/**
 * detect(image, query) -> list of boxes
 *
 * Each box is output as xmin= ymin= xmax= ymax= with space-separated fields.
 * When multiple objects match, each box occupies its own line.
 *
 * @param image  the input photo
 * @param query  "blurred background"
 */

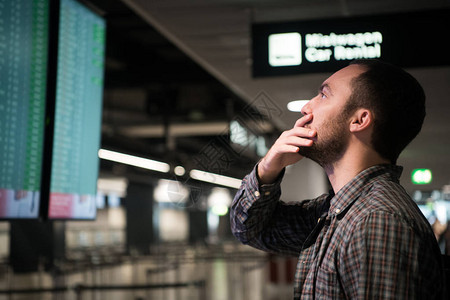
xmin=1 ymin=0 xmax=450 ymax=299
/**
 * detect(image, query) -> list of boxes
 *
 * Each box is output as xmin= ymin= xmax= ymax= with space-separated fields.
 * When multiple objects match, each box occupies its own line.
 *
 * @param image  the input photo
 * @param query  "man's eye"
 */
xmin=320 ymin=92 xmax=327 ymax=99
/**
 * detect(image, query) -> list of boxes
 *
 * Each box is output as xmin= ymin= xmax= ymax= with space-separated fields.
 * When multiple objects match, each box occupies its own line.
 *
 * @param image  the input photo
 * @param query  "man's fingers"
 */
xmin=273 ymin=136 xmax=313 ymax=157
xmin=277 ymin=144 xmax=302 ymax=154
xmin=283 ymin=135 xmax=313 ymax=147
xmin=294 ymin=113 xmax=313 ymax=127
xmin=283 ymin=126 xmax=316 ymax=140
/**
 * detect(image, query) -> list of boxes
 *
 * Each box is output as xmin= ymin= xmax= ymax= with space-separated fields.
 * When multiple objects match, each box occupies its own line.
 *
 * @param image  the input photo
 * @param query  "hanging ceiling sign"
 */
xmin=252 ymin=9 xmax=450 ymax=77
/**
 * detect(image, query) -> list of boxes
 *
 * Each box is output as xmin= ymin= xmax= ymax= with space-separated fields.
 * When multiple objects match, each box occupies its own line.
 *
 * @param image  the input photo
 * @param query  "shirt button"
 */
xmin=254 ymin=191 xmax=260 ymax=197
xmin=335 ymin=209 xmax=341 ymax=214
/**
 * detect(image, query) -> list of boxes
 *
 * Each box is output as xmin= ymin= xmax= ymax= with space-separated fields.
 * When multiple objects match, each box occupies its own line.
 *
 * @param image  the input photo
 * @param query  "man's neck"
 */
xmin=324 ymin=149 xmax=390 ymax=194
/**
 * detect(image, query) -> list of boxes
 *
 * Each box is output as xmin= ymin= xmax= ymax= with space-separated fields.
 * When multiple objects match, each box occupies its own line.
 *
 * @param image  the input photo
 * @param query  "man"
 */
xmin=230 ymin=60 xmax=445 ymax=299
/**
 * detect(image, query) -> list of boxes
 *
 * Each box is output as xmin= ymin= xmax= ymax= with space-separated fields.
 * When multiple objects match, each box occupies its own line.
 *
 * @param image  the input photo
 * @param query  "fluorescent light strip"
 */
xmin=98 ymin=149 xmax=170 ymax=173
xmin=189 ymin=169 xmax=242 ymax=189
xmin=287 ymin=100 xmax=309 ymax=112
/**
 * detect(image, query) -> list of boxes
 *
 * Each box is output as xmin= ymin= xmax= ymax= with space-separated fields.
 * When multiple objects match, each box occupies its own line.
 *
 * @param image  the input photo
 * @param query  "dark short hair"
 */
xmin=345 ymin=59 xmax=426 ymax=164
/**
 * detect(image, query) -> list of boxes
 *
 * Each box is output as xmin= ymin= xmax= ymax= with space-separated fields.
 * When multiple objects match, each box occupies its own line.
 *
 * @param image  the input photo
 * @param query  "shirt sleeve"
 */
xmin=342 ymin=211 xmax=444 ymax=299
xmin=230 ymin=164 xmax=325 ymax=257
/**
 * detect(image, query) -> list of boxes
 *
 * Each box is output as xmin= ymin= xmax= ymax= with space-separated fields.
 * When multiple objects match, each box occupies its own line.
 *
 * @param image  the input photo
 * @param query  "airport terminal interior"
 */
xmin=1 ymin=0 xmax=450 ymax=299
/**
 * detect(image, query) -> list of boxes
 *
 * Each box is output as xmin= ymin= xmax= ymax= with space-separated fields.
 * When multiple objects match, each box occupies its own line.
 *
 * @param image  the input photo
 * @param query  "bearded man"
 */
xmin=230 ymin=60 xmax=445 ymax=299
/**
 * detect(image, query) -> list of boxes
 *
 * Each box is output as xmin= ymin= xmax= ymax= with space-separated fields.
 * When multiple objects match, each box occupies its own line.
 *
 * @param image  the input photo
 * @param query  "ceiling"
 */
xmin=87 ymin=0 xmax=450 ymax=194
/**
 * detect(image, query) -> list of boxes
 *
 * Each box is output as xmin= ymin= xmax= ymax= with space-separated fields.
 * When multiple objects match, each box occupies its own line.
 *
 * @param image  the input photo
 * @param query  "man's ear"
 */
xmin=349 ymin=109 xmax=373 ymax=133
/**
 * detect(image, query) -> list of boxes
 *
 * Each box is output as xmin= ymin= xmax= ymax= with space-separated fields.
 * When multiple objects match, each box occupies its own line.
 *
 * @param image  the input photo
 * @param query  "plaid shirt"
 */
xmin=231 ymin=164 xmax=445 ymax=299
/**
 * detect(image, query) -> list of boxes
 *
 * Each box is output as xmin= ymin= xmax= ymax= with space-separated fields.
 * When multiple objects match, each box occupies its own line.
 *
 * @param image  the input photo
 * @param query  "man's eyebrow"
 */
xmin=319 ymin=83 xmax=333 ymax=95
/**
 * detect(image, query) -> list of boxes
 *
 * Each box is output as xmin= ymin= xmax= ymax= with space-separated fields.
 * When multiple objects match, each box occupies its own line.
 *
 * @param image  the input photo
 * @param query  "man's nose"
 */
xmin=301 ymin=100 xmax=312 ymax=115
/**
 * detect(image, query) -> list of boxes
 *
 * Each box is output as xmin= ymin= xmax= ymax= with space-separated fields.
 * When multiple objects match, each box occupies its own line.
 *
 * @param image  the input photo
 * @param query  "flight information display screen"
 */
xmin=48 ymin=0 xmax=106 ymax=219
xmin=0 ymin=0 xmax=49 ymax=219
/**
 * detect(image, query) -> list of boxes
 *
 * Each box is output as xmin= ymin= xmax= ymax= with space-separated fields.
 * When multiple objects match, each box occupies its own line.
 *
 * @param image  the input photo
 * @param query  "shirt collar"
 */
xmin=328 ymin=164 xmax=403 ymax=217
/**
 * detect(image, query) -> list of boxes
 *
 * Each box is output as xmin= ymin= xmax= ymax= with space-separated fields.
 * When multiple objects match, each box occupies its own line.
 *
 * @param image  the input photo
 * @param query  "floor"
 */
xmin=0 ymin=242 xmax=295 ymax=300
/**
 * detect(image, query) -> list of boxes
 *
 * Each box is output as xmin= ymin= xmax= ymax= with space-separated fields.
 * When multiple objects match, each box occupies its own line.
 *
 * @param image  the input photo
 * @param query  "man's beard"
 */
xmin=297 ymin=112 xmax=350 ymax=168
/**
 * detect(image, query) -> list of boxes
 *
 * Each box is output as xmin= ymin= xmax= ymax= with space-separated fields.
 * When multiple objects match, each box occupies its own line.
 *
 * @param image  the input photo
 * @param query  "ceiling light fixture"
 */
xmin=287 ymin=100 xmax=309 ymax=112
xmin=174 ymin=165 xmax=186 ymax=176
xmin=98 ymin=149 xmax=170 ymax=173
xmin=189 ymin=169 xmax=242 ymax=189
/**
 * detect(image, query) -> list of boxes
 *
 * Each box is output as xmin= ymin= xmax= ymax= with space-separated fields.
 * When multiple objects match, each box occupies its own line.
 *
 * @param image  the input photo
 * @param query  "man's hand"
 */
xmin=257 ymin=114 xmax=316 ymax=184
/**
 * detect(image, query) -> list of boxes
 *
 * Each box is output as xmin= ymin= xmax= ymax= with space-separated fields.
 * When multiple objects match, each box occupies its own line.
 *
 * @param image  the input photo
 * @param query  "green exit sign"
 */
xmin=411 ymin=169 xmax=432 ymax=185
